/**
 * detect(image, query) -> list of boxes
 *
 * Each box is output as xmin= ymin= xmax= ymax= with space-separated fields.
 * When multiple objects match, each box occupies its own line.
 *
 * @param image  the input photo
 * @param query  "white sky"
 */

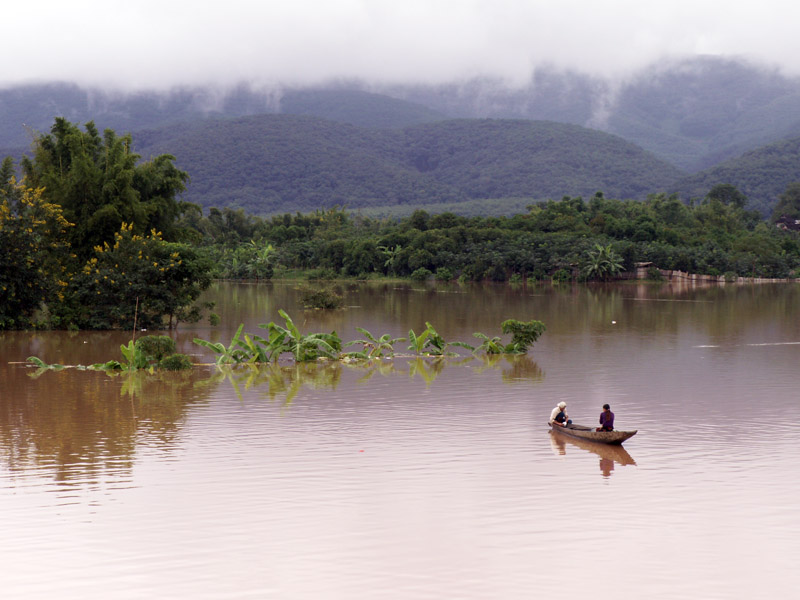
xmin=3 ymin=0 xmax=797 ymax=90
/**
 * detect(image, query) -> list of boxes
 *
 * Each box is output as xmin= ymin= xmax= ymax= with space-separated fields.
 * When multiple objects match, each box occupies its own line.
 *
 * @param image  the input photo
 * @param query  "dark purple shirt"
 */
xmin=599 ymin=410 xmax=614 ymax=430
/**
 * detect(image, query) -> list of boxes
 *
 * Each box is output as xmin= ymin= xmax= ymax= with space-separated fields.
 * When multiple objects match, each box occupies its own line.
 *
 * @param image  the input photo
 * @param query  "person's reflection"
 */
xmin=549 ymin=430 xmax=567 ymax=456
xmin=548 ymin=430 xmax=636 ymax=477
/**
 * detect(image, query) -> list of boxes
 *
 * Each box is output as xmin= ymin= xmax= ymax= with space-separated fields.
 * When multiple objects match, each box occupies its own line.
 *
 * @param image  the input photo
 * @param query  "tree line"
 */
xmin=197 ymin=184 xmax=800 ymax=284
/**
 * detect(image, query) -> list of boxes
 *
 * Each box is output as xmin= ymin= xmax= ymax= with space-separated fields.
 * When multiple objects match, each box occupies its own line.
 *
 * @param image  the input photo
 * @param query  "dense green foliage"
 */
xmin=771 ymin=183 xmax=800 ymax=222
xmin=0 ymin=176 xmax=72 ymax=328
xmin=21 ymin=118 xmax=195 ymax=257
xmin=71 ymin=224 xmax=212 ymax=329
xmin=1 ymin=120 xmax=213 ymax=330
xmin=134 ymin=115 xmax=683 ymax=214
xmin=195 ymin=191 xmax=800 ymax=282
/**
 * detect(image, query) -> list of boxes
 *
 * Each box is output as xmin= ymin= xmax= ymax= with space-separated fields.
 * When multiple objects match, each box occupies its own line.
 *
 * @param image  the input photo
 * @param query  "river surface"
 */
xmin=2 ymin=281 xmax=799 ymax=599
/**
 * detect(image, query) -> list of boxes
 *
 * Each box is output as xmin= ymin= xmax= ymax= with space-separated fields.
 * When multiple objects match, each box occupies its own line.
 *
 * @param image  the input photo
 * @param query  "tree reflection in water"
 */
xmin=1 ymin=354 xmax=544 ymax=485
xmin=0 ymin=367 xmax=215 ymax=484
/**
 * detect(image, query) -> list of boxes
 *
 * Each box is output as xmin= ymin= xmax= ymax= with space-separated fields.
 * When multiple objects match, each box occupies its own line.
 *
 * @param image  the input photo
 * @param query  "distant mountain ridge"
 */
xmin=4 ymin=56 xmax=800 ymax=173
xmin=131 ymin=115 xmax=683 ymax=215
xmin=384 ymin=57 xmax=800 ymax=172
xmin=3 ymin=56 xmax=800 ymax=216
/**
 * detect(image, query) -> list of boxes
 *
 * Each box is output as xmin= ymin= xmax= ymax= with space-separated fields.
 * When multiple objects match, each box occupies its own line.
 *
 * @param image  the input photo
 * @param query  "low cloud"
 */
xmin=4 ymin=1 xmax=800 ymax=91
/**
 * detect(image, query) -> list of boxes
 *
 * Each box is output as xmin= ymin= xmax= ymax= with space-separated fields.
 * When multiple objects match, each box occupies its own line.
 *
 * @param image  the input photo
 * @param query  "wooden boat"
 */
xmin=549 ymin=422 xmax=637 ymax=445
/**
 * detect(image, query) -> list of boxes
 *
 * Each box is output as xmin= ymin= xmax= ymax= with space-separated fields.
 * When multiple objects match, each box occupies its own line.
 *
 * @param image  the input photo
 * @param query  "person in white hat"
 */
xmin=549 ymin=401 xmax=572 ymax=427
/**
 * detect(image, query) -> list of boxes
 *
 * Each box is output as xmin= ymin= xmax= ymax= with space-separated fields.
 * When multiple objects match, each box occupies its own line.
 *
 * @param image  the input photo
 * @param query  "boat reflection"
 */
xmin=549 ymin=430 xmax=637 ymax=477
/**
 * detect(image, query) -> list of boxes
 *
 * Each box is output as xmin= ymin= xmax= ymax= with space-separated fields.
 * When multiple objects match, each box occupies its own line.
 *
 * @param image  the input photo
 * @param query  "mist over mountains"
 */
xmin=2 ymin=56 xmax=800 ymax=216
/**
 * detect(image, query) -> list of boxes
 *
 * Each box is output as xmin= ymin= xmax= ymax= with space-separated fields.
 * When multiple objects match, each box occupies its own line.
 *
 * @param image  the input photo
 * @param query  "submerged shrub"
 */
xmin=159 ymin=353 xmax=193 ymax=371
xmin=297 ymin=284 xmax=344 ymax=309
xmin=136 ymin=335 xmax=176 ymax=363
xmin=501 ymin=319 xmax=546 ymax=353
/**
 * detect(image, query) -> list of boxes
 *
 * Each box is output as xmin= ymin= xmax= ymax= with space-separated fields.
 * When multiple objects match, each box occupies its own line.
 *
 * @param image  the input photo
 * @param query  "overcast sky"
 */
xmin=4 ymin=0 xmax=798 ymax=90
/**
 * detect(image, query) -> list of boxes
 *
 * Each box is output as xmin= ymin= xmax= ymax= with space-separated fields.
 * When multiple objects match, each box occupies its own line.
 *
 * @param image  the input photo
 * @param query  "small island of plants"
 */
xmin=27 ymin=312 xmax=546 ymax=372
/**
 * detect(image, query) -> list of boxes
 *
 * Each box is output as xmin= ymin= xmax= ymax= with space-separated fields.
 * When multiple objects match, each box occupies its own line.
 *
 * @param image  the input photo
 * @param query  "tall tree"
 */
xmin=21 ymin=118 xmax=190 ymax=258
xmin=707 ymin=183 xmax=747 ymax=209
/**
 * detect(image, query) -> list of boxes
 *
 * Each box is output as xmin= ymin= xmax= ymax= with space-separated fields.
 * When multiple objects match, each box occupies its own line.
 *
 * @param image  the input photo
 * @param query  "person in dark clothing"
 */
xmin=597 ymin=404 xmax=614 ymax=431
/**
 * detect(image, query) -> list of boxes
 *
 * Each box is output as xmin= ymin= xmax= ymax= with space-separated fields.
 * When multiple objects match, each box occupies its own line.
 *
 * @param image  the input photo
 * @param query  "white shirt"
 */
xmin=549 ymin=405 xmax=567 ymax=424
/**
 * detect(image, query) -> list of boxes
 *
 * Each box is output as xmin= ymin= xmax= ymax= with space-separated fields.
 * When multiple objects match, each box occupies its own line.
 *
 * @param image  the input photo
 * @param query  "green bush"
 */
xmin=723 ymin=271 xmax=738 ymax=282
xmin=410 ymin=267 xmax=433 ymax=282
xmin=552 ymin=268 xmax=570 ymax=283
xmin=435 ymin=267 xmax=453 ymax=281
xmin=136 ymin=335 xmax=176 ymax=363
xmin=647 ymin=266 xmax=664 ymax=281
xmin=297 ymin=284 xmax=344 ymax=309
xmin=209 ymin=313 xmax=221 ymax=326
xmin=159 ymin=353 xmax=193 ymax=371
xmin=501 ymin=319 xmax=546 ymax=353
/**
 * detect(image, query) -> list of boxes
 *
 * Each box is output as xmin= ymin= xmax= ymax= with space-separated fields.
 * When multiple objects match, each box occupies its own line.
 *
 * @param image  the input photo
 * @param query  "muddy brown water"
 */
xmin=2 ymin=281 xmax=799 ymax=599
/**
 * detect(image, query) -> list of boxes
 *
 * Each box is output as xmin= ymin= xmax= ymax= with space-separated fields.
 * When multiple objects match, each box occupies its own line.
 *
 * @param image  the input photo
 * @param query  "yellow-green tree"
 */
xmin=0 ymin=172 xmax=72 ymax=328
xmin=69 ymin=223 xmax=212 ymax=329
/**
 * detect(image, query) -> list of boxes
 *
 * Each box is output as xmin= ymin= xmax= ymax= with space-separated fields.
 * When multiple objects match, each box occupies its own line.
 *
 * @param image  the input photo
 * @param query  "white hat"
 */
xmin=558 ymin=401 xmax=567 ymax=409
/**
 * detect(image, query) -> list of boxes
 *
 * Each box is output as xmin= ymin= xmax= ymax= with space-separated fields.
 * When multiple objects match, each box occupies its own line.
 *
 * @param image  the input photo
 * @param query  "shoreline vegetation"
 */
xmin=4 ymin=118 xmax=800 ymax=332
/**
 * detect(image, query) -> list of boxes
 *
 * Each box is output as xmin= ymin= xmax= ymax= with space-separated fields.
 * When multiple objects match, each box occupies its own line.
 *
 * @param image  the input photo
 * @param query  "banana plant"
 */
xmin=344 ymin=327 xmax=406 ymax=358
xmin=407 ymin=326 xmax=431 ymax=355
xmin=193 ymin=323 xmax=251 ymax=364
xmin=418 ymin=322 xmax=473 ymax=356
xmin=26 ymin=356 xmax=65 ymax=370
xmin=238 ymin=332 xmax=280 ymax=363
xmin=470 ymin=332 xmax=504 ymax=354
xmin=262 ymin=309 xmax=341 ymax=362
xmin=120 ymin=339 xmax=150 ymax=371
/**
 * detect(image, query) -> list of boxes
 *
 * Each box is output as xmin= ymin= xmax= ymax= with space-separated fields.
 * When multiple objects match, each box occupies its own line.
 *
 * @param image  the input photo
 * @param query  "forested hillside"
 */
xmin=133 ymin=115 xmax=684 ymax=215
xmin=606 ymin=57 xmax=800 ymax=171
xmin=670 ymin=136 xmax=800 ymax=216
xmin=133 ymin=115 xmax=466 ymax=214
xmin=279 ymin=88 xmax=446 ymax=128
